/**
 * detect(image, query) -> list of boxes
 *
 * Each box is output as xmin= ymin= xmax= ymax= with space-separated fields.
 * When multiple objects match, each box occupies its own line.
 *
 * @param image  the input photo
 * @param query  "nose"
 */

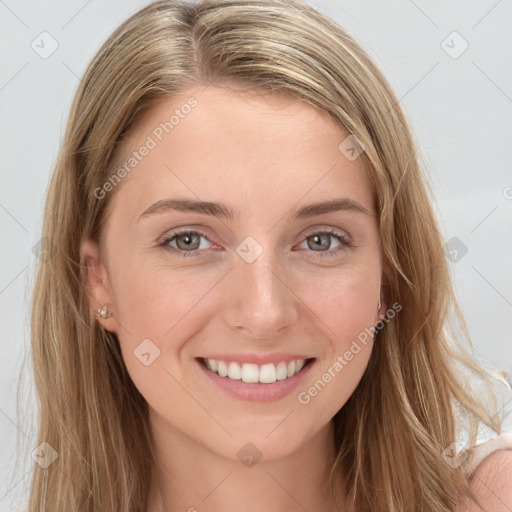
xmin=222 ymin=247 xmax=300 ymax=340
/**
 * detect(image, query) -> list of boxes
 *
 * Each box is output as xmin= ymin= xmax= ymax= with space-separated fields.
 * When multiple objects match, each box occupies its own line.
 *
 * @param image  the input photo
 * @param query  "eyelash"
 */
xmin=158 ymin=228 xmax=354 ymax=259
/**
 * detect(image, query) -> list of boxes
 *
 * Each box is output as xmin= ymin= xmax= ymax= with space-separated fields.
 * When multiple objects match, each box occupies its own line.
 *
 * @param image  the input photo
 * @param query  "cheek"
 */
xmin=111 ymin=256 xmax=212 ymax=337
xmin=298 ymin=342 xmax=373 ymax=424
xmin=109 ymin=256 xmax=222 ymax=381
xmin=297 ymin=282 xmax=376 ymax=421
xmin=294 ymin=265 xmax=379 ymax=414
xmin=303 ymin=263 xmax=381 ymax=341
xmin=108 ymin=260 xmax=210 ymax=411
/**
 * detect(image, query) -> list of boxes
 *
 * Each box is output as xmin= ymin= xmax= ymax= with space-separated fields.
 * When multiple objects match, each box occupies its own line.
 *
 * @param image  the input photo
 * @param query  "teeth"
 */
xmin=241 ymin=363 xmax=259 ymax=383
xmin=227 ymin=361 xmax=242 ymax=380
xmin=218 ymin=361 xmax=228 ymax=377
xmin=203 ymin=358 xmax=309 ymax=384
xmin=259 ymin=363 xmax=276 ymax=383
xmin=276 ymin=361 xmax=288 ymax=381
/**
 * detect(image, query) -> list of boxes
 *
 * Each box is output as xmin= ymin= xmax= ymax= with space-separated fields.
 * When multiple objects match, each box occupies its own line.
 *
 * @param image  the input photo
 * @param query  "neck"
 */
xmin=145 ymin=416 xmax=346 ymax=512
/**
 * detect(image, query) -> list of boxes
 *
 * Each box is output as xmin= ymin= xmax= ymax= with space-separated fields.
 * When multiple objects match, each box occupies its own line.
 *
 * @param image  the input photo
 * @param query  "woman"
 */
xmin=28 ymin=0 xmax=511 ymax=511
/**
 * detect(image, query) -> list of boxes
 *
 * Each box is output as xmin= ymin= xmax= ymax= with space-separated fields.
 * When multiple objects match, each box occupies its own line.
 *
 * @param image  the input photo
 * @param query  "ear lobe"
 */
xmin=80 ymin=238 xmax=118 ymax=334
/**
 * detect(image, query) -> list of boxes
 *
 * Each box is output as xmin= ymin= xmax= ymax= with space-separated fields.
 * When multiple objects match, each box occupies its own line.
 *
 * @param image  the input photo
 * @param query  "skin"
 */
xmin=459 ymin=450 xmax=512 ymax=512
xmin=81 ymin=83 xmax=387 ymax=512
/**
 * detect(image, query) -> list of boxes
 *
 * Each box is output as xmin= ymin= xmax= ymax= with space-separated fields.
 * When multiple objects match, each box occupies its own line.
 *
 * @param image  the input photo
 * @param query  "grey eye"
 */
xmin=307 ymin=233 xmax=332 ymax=251
xmin=174 ymin=233 xmax=202 ymax=251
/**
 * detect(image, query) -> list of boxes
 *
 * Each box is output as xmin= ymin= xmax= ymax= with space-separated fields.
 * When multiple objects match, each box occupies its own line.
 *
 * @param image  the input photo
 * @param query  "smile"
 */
xmin=201 ymin=357 xmax=313 ymax=384
xmin=195 ymin=354 xmax=316 ymax=402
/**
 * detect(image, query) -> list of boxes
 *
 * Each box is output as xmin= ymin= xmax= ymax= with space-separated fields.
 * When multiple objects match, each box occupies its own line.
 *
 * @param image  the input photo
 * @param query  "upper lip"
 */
xmin=197 ymin=353 xmax=315 ymax=365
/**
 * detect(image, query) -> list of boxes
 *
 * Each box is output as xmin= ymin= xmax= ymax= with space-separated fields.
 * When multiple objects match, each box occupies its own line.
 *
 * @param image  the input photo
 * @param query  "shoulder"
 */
xmin=459 ymin=445 xmax=512 ymax=512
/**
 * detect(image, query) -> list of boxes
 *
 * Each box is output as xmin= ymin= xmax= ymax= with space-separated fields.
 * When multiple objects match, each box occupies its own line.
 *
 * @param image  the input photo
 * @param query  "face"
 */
xmin=81 ymin=83 xmax=385 ymax=462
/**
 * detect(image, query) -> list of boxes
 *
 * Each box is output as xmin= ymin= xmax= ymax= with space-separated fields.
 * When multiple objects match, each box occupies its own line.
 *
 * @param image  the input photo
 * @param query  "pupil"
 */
xmin=311 ymin=234 xmax=328 ymax=250
xmin=179 ymin=234 xmax=198 ymax=249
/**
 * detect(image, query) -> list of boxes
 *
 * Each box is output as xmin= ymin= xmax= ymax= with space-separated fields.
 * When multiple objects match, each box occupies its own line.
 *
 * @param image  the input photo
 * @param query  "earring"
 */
xmin=95 ymin=305 xmax=112 ymax=319
xmin=377 ymin=297 xmax=381 ymax=311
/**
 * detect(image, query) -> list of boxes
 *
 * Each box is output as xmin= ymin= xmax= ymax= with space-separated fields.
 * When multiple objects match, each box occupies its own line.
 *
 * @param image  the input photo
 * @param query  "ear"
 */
xmin=374 ymin=265 xmax=391 ymax=325
xmin=80 ymin=238 xmax=118 ymax=334
xmin=375 ymin=296 xmax=387 ymax=326
xmin=374 ymin=281 xmax=389 ymax=326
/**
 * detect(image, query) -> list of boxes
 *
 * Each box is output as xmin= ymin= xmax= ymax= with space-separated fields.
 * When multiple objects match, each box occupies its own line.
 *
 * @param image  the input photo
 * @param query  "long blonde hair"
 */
xmin=25 ymin=0 xmax=505 ymax=510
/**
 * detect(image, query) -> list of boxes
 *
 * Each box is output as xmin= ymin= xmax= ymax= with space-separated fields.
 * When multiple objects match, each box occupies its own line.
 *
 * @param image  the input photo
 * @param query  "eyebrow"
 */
xmin=138 ymin=197 xmax=371 ymax=222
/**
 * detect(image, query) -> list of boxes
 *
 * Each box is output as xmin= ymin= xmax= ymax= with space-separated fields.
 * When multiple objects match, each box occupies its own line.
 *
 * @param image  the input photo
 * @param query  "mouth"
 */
xmin=198 ymin=356 xmax=316 ymax=384
xmin=194 ymin=355 xmax=316 ymax=402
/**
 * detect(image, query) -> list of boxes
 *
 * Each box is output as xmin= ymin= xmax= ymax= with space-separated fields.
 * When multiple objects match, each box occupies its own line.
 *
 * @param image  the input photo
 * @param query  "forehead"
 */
xmin=105 ymin=84 xmax=375 ymax=222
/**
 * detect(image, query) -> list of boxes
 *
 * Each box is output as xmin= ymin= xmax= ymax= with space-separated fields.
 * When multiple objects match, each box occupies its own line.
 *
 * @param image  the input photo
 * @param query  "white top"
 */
xmin=460 ymin=431 xmax=512 ymax=477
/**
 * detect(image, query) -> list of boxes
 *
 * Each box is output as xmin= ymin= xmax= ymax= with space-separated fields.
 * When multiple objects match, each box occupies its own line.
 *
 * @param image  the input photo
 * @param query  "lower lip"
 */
xmin=195 ymin=357 xmax=316 ymax=403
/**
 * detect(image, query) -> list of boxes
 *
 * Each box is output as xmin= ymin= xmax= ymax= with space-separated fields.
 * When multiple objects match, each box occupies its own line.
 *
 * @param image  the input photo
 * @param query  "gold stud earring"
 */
xmin=95 ymin=305 xmax=112 ymax=319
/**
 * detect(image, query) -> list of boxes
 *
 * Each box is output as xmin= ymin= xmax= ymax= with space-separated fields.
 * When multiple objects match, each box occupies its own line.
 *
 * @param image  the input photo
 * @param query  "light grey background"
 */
xmin=1 ymin=1 xmax=511 ymax=510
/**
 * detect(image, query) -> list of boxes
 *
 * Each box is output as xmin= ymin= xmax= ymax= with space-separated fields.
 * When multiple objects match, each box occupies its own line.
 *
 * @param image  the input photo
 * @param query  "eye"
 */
xmin=158 ymin=227 xmax=354 ymax=258
xmin=158 ymin=230 xmax=214 ymax=257
xmin=296 ymin=228 xmax=354 ymax=258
